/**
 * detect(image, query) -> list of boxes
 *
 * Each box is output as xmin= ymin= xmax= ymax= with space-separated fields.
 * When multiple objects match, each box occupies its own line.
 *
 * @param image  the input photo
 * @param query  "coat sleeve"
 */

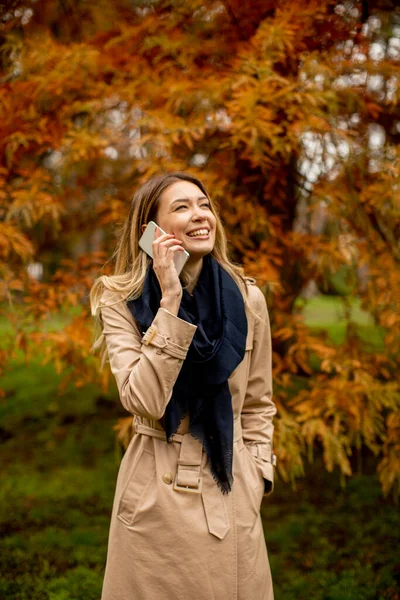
xmin=241 ymin=284 xmax=277 ymax=496
xmin=99 ymin=292 xmax=197 ymax=420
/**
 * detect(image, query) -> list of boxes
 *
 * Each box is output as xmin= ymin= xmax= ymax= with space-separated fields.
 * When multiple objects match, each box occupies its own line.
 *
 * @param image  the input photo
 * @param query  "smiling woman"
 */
xmin=89 ymin=172 xmax=277 ymax=600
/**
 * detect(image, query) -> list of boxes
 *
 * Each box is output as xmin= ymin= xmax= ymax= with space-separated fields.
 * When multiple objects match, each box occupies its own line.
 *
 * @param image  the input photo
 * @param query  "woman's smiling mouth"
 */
xmin=186 ymin=228 xmax=210 ymax=238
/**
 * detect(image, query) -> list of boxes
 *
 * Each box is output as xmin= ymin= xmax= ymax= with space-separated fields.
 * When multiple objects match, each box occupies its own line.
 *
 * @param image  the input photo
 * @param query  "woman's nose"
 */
xmin=191 ymin=208 xmax=206 ymax=221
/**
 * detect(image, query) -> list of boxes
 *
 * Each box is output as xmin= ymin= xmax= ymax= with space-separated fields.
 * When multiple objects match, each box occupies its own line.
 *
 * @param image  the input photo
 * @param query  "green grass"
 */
xmin=265 ymin=466 xmax=400 ymax=599
xmin=0 ymin=359 xmax=120 ymax=600
xmin=300 ymin=295 xmax=372 ymax=327
xmin=298 ymin=295 xmax=385 ymax=349
xmin=0 ymin=296 xmax=397 ymax=599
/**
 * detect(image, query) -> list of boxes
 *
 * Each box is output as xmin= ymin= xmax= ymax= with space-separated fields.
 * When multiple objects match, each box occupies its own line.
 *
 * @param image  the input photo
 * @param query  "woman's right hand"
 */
xmin=152 ymin=226 xmax=184 ymax=315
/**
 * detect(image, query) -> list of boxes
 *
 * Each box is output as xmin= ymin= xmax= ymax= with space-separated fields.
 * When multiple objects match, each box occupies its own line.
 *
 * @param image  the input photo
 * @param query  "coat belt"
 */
xmin=133 ymin=419 xmax=243 ymax=540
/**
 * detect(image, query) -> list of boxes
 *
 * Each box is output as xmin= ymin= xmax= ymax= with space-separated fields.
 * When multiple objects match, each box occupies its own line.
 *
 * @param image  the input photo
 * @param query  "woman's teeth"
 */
xmin=187 ymin=229 xmax=209 ymax=237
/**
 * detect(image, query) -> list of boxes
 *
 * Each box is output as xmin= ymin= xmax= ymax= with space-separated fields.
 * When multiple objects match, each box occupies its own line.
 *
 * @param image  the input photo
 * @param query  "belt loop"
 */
xmin=173 ymin=434 xmax=203 ymax=494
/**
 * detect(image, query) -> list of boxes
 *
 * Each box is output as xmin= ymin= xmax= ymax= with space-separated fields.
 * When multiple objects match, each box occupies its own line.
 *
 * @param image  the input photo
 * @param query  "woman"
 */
xmin=90 ymin=172 xmax=277 ymax=600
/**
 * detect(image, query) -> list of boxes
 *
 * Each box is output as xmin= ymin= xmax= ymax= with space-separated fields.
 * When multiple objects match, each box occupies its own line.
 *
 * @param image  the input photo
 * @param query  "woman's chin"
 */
xmin=186 ymin=247 xmax=214 ymax=261
xmin=185 ymin=239 xmax=214 ymax=256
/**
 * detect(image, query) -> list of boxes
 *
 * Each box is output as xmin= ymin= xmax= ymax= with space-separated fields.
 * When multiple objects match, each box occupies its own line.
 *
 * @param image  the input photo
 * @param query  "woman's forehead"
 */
xmin=160 ymin=180 xmax=206 ymax=204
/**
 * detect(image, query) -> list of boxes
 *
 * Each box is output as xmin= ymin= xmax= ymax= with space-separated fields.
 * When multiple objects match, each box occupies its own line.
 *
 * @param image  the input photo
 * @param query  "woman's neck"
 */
xmin=184 ymin=257 xmax=203 ymax=295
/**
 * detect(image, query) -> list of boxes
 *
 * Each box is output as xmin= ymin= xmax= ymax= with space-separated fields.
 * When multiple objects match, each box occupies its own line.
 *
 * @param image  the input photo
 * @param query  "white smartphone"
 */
xmin=139 ymin=221 xmax=190 ymax=276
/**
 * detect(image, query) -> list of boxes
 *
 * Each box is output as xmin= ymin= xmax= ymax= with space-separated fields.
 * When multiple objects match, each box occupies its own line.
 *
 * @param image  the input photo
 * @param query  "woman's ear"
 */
xmin=141 ymin=224 xmax=147 ymax=233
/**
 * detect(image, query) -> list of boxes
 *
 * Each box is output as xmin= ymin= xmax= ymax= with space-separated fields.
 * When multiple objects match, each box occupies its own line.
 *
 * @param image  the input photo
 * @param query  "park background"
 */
xmin=0 ymin=1 xmax=399 ymax=598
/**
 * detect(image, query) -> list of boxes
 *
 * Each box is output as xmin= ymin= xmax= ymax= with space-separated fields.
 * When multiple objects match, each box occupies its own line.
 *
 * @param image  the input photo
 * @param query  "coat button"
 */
xmin=162 ymin=472 xmax=174 ymax=485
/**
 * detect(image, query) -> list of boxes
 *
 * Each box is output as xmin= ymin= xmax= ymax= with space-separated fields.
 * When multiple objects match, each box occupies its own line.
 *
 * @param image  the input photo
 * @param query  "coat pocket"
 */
xmin=117 ymin=449 xmax=155 ymax=527
xmin=239 ymin=440 xmax=265 ymax=515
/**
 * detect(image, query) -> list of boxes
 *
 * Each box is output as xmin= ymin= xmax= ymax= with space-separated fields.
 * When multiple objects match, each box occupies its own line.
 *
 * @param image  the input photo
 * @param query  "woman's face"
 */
xmin=154 ymin=180 xmax=217 ymax=262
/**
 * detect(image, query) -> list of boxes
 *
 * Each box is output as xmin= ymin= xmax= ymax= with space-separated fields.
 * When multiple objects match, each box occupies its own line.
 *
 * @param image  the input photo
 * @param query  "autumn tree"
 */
xmin=1 ymin=0 xmax=399 ymax=497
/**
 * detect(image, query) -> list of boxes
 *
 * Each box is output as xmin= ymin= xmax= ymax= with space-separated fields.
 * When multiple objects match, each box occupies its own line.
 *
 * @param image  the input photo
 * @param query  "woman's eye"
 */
xmin=174 ymin=203 xmax=210 ymax=210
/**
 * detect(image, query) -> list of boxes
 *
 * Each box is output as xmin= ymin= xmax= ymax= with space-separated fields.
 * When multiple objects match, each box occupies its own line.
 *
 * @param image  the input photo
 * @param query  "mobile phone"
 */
xmin=139 ymin=221 xmax=190 ymax=276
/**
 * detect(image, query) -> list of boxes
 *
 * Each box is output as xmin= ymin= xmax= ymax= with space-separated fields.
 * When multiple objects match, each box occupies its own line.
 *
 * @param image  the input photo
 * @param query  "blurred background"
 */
xmin=0 ymin=1 xmax=399 ymax=598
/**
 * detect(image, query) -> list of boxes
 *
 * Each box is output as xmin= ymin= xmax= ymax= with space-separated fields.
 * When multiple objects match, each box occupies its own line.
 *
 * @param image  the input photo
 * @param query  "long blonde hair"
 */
xmin=89 ymin=171 xmax=249 ymax=363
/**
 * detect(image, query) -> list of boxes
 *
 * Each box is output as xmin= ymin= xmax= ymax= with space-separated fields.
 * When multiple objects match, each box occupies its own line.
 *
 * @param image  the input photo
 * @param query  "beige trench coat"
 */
xmin=99 ymin=278 xmax=276 ymax=600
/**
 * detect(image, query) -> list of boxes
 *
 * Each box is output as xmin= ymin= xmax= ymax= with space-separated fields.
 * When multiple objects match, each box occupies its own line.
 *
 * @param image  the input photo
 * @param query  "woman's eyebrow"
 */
xmin=170 ymin=196 xmax=208 ymax=206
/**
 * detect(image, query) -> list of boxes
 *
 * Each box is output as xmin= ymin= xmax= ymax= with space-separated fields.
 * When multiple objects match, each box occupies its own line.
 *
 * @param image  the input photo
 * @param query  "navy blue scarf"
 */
xmin=126 ymin=254 xmax=247 ymax=493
